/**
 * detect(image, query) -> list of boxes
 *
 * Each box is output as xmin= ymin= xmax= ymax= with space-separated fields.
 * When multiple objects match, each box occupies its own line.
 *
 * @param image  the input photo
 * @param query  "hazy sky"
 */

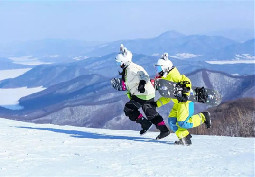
xmin=0 ymin=0 xmax=254 ymax=43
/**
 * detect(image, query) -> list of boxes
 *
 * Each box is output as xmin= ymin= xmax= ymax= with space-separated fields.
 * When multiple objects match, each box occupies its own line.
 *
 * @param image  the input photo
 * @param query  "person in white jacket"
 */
xmin=115 ymin=44 xmax=170 ymax=139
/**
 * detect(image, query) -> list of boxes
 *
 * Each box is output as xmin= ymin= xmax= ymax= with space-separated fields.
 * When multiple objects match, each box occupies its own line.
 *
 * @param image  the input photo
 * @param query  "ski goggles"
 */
xmin=155 ymin=65 xmax=163 ymax=73
xmin=116 ymin=60 xmax=121 ymax=66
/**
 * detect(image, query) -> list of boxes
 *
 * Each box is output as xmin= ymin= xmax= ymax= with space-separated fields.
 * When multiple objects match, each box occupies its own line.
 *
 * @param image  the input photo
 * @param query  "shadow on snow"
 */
xmin=16 ymin=126 xmax=174 ymax=145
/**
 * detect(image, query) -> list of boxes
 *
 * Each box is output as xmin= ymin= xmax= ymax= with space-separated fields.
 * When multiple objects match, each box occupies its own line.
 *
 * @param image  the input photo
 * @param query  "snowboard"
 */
xmin=111 ymin=78 xmax=127 ymax=91
xmin=156 ymin=79 xmax=222 ymax=106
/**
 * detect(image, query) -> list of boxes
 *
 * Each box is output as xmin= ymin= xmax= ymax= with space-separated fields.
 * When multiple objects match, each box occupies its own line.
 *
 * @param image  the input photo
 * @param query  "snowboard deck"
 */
xmin=156 ymin=79 xmax=222 ymax=106
xmin=111 ymin=78 xmax=127 ymax=91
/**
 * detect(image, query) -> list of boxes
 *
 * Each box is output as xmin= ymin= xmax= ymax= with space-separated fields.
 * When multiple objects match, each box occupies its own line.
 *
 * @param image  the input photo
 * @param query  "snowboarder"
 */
xmin=153 ymin=53 xmax=211 ymax=145
xmin=115 ymin=44 xmax=170 ymax=139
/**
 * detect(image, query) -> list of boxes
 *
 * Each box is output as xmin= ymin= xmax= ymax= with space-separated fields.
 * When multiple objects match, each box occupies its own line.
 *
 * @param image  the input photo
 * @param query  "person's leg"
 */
xmin=174 ymin=102 xmax=194 ymax=145
xmin=168 ymin=103 xmax=178 ymax=133
xmin=177 ymin=102 xmax=207 ymax=129
xmin=124 ymin=100 xmax=141 ymax=121
xmin=175 ymin=102 xmax=210 ymax=145
xmin=124 ymin=100 xmax=152 ymax=135
xmin=142 ymin=99 xmax=170 ymax=139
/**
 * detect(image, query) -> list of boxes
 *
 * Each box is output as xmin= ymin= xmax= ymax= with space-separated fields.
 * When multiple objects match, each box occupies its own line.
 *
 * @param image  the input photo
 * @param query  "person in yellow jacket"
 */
xmin=154 ymin=53 xmax=211 ymax=145
xmin=115 ymin=45 xmax=170 ymax=139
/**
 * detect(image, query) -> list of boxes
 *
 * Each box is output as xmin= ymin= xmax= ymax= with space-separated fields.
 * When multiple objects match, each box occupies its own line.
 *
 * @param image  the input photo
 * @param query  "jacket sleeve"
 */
xmin=138 ymin=70 xmax=150 ymax=82
xmin=156 ymin=97 xmax=172 ymax=108
xmin=170 ymin=72 xmax=191 ymax=96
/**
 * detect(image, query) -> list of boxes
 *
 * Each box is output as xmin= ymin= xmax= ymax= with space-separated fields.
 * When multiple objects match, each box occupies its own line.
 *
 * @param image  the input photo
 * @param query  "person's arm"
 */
xmin=137 ymin=71 xmax=150 ymax=93
xmin=155 ymin=97 xmax=172 ymax=108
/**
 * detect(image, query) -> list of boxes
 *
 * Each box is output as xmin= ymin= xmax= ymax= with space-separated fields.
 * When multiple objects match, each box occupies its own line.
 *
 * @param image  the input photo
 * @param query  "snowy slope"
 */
xmin=0 ymin=118 xmax=254 ymax=177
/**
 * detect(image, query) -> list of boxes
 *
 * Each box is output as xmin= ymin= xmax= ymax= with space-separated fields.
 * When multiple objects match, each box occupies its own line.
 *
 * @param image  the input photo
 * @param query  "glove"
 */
xmin=121 ymin=80 xmax=127 ymax=91
xmin=176 ymin=91 xmax=189 ymax=102
xmin=176 ymin=81 xmax=190 ymax=93
xmin=138 ymin=80 xmax=146 ymax=93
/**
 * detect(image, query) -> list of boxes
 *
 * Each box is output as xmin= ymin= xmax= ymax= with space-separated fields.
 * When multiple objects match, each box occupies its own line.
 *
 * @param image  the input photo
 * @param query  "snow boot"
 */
xmin=202 ymin=112 xmax=211 ymax=129
xmin=175 ymin=134 xmax=192 ymax=146
xmin=156 ymin=122 xmax=170 ymax=140
xmin=174 ymin=139 xmax=184 ymax=145
xmin=136 ymin=116 xmax=153 ymax=135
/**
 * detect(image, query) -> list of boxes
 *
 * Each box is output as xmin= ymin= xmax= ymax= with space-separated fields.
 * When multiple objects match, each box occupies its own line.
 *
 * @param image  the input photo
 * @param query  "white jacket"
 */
xmin=125 ymin=62 xmax=155 ymax=99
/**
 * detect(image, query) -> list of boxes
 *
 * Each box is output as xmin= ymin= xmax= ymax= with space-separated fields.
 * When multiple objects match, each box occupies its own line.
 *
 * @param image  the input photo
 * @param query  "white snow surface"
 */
xmin=0 ymin=87 xmax=46 ymax=110
xmin=0 ymin=118 xmax=254 ymax=177
xmin=0 ymin=68 xmax=32 ymax=81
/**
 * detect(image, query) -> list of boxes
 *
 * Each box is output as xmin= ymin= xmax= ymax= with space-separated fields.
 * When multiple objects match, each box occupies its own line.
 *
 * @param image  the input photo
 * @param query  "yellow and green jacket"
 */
xmin=156 ymin=67 xmax=191 ymax=107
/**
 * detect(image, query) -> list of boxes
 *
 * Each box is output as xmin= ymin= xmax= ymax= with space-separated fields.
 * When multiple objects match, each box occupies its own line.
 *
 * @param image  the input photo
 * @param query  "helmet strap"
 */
xmin=120 ymin=63 xmax=125 ymax=68
xmin=158 ymin=70 xmax=164 ymax=77
xmin=166 ymin=66 xmax=175 ymax=73
xmin=160 ymin=66 xmax=174 ymax=77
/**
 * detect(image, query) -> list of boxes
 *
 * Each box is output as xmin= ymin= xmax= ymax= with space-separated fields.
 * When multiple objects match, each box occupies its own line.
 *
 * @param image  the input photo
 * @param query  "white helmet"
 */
xmin=115 ymin=44 xmax=132 ymax=67
xmin=155 ymin=53 xmax=173 ymax=75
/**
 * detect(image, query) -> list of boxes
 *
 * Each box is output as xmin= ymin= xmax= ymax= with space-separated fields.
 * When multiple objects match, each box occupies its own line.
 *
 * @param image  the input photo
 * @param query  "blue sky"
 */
xmin=0 ymin=0 xmax=254 ymax=43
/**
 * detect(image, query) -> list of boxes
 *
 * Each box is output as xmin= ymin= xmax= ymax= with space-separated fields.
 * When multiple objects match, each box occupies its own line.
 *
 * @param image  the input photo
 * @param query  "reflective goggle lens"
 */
xmin=155 ymin=65 xmax=163 ymax=73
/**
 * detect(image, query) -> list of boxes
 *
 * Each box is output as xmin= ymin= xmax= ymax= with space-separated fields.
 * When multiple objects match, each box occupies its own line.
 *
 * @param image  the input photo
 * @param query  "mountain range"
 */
xmin=0 ymin=31 xmax=254 ymax=63
xmin=87 ymin=31 xmax=240 ymax=59
xmin=0 ymin=69 xmax=253 ymax=134
xmin=0 ymin=51 xmax=254 ymax=90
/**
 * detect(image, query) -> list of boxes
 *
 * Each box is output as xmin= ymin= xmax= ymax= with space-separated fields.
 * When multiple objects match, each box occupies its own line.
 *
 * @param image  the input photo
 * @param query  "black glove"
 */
xmin=176 ymin=81 xmax=190 ymax=94
xmin=138 ymin=80 xmax=146 ymax=93
xmin=176 ymin=91 xmax=189 ymax=102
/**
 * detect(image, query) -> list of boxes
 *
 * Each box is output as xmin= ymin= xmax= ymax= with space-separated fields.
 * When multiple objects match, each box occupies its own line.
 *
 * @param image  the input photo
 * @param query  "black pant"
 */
xmin=124 ymin=96 xmax=163 ymax=125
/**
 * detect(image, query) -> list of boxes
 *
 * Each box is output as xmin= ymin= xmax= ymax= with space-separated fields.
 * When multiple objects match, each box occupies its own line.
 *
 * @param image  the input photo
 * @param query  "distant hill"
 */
xmin=0 ymin=57 xmax=31 ymax=70
xmin=187 ymin=69 xmax=255 ymax=101
xmin=210 ymin=39 xmax=255 ymax=60
xmin=1 ymin=31 xmax=254 ymax=63
xmin=18 ymin=74 xmax=109 ymax=110
xmin=190 ymin=98 xmax=255 ymax=137
xmin=206 ymin=29 xmax=255 ymax=42
xmin=86 ymin=31 xmax=238 ymax=58
xmin=1 ymin=52 xmax=254 ymax=89
xmin=0 ymin=62 xmax=94 ymax=88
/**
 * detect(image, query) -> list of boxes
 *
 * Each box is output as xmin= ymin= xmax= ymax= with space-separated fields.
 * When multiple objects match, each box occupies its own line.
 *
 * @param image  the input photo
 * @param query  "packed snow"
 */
xmin=0 ymin=68 xmax=31 ymax=81
xmin=0 ymin=118 xmax=254 ymax=177
xmin=0 ymin=87 xmax=46 ymax=110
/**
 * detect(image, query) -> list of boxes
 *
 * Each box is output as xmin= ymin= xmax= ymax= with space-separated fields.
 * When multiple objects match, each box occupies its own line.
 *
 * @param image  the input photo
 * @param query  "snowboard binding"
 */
xmin=194 ymin=87 xmax=208 ymax=103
